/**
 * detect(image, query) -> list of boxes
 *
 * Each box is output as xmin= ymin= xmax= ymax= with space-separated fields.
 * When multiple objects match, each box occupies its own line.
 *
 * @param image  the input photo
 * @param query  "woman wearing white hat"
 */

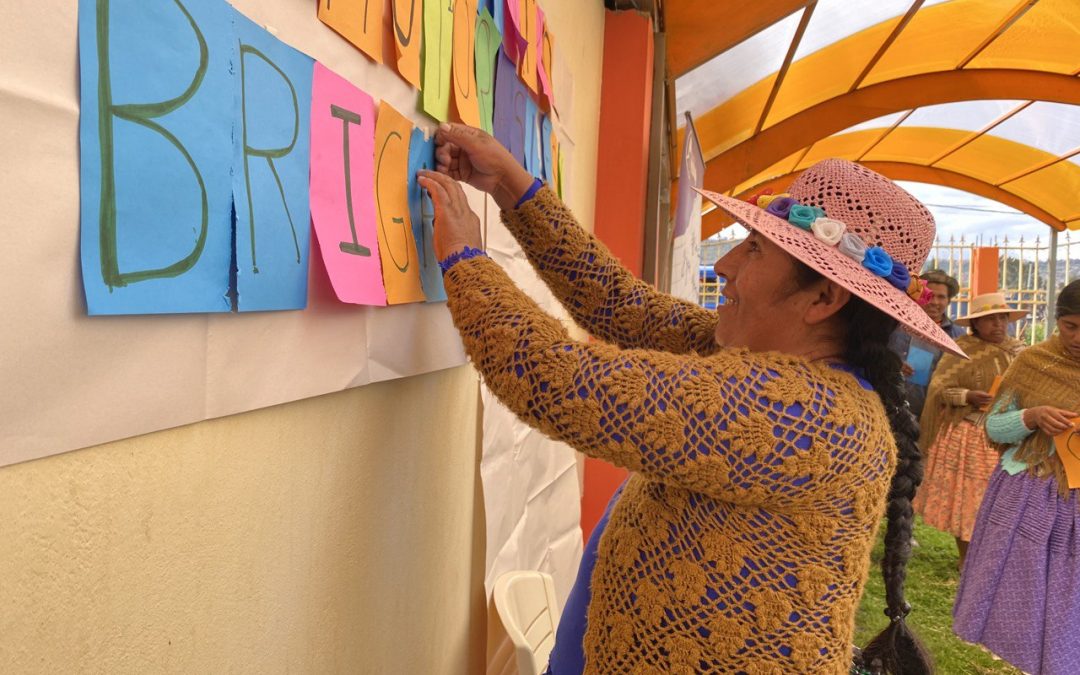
xmin=913 ymin=292 xmax=1026 ymax=568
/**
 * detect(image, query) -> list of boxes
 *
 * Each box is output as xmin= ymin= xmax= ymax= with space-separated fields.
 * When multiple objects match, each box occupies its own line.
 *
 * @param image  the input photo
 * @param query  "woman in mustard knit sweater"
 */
xmin=418 ymin=125 xmax=964 ymax=674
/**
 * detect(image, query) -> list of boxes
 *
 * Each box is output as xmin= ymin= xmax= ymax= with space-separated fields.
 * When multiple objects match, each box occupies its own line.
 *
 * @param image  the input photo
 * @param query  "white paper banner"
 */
xmin=670 ymin=112 xmax=705 ymax=303
xmin=480 ymin=200 xmax=583 ymax=608
xmin=0 ymin=0 xmax=476 ymax=468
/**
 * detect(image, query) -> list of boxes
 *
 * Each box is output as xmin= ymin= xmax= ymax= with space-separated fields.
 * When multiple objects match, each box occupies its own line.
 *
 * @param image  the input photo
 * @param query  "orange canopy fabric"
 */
xmin=667 ymin=0 xmax=1080 ymax=237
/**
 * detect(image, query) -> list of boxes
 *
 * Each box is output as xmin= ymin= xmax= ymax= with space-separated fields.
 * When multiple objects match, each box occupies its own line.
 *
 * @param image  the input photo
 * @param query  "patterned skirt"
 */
xmin=953 ymin=469 xmax=1080 ymax=674
xmin=913 ymin=419 xmax=998 ymax=540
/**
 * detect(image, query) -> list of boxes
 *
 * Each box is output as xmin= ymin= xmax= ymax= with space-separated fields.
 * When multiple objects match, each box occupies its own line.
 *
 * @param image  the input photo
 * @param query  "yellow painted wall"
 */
xmin=0 ymin=367 xmax=486 ymax=673
xmin=0 ymin=1 xmax=605 ymax=672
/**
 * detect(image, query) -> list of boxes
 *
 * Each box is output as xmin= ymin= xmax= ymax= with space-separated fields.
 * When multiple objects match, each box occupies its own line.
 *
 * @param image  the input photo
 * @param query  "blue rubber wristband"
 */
xmin=438 ymin=246 xmax=487 ymax=274
xmin=514 ymin=178 xmax=544 ymax=209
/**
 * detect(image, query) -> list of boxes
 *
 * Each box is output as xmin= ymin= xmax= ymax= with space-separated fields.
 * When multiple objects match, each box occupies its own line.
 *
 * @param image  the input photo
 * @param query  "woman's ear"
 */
xmin=804 ymin=279 xmax=852 ymax=325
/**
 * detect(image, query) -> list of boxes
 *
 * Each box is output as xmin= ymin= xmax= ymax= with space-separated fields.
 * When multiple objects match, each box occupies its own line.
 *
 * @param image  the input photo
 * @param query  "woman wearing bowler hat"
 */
xmin=914 ymin=292 xmax=1026 ymax=568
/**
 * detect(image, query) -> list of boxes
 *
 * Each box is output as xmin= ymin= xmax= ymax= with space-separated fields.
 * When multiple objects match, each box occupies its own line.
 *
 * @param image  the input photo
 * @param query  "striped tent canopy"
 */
xmin=666 ymin=0 xmax=1080 ymax=237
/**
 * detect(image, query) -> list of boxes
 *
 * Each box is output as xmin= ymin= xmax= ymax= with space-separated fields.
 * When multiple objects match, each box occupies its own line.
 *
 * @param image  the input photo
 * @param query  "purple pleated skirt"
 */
xmin=953 ymin=468 xmax=1080 ymax=674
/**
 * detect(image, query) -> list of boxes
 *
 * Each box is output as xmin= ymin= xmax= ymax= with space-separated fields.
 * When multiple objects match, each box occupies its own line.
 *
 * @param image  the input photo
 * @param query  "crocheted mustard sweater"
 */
xmin=443 ymin=188 xmax=896 ymax=674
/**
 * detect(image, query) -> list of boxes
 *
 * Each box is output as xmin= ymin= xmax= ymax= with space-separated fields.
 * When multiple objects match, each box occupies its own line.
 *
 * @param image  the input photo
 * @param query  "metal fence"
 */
xmin=699 ymin=231 xmax=1079 ymax=343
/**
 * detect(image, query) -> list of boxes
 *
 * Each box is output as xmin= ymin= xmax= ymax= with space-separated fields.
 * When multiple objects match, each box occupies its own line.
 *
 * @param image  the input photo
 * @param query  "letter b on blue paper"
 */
xmin=79 ymin=0 xmax=236 ymax=314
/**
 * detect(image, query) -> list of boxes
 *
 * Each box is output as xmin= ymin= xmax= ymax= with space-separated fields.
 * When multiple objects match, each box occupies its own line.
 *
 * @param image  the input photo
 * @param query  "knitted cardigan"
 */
xmin=443 ymin=188 xmax=897 ymax=674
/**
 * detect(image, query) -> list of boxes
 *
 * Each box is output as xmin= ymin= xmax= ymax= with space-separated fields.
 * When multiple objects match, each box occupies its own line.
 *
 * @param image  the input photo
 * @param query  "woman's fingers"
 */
xmin=418 ymin=171 xmax=452 ymax=215
xmin=1047 ymin=409 xmax=1079 ymax=434
xmin=419 ymin=170 xmax=469 ymax=215
xmin=436 ymin=144 xmax=457 ymax=174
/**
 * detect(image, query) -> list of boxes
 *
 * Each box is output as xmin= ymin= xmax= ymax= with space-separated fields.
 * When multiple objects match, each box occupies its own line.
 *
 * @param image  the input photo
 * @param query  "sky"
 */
xmin=712 ymin=181 xmax=1058 ymax=245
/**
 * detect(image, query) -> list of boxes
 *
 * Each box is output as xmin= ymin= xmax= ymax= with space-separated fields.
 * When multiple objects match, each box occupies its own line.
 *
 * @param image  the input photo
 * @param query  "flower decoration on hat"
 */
xmin=757 ymin=192 xmax=789 ymax=208
xmin=810 ymin=218 xmax=845 ymax=245
xmin=744 ymin=191 xmax=922 ymax=296
xmin=744 ymin=188 xmax=773 ymax=206
xmin=789 ymin=205 xmax=825 ymax=230
xmin=765 ymin=196 xmax=796 ymax=219
xmin=906 ymin=278 xmax=934 ymax=307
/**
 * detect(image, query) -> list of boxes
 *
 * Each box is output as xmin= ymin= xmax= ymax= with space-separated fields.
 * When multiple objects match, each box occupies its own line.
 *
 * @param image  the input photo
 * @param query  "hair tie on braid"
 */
xmin=886 ymin=601 xmax=912 ymax=623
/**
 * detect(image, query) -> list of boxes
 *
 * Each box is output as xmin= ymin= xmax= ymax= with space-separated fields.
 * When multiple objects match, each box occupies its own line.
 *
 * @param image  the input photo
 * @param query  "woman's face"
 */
xmin=971 ymin=313 xmax=1009 ymax=344
xmin=1058 ymin=313 xmax=1080 ymax=359
xmin=711 ymin=231 xmax=816 ymax=352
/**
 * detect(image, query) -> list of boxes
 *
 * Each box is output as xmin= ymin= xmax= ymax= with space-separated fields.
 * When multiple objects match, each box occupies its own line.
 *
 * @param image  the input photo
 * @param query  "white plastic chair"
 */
xmin=492 ymin=571 xmax=561 ymax=675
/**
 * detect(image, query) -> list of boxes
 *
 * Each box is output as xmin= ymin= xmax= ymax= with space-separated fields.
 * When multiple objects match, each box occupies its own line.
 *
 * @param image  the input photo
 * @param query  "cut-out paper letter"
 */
xmin=550 ymin=132 xmax=560 ymax=194
xmin=422 ymin=0 xmax=454 ymax=121
xmin=407 ymin=128 xmax=447 ymax=301
xmin=492 ymin=0 xmax=505 ymax=49
xmin=517 ymin=0 xmax=538 ymax=94
xmin=475 ymin=8 xmax=502 ymax=134
xmin=524 ymin=97 xmax=541 ymax=178
xmin=541 ymin=113 xmax=554 ymax=186
xmin=233 ymin=11 xmax=315 ymax=311
xmin=392 ymin=0 xmax=422 ymax=89
xmin=493 ymin=51 xmax=526 ymax=165
xmin=502 ymin=0 xmax=525 ymax=62
xmin=557 ymin=148 xmax=565 ymax=198
xmin=373 ymin=102 xmax=426 ymax=304
xmin=318 ymin=0 xmax=384 ymax=64
xmin=309 ymin=63 xmax=387 ymax=306
xmin=538 ymin=8 xmax=555 ymax=110
xmin=451 ymin=0 xmax=481 ymax=127
xmin=79 ymin=0 xmax=235 ymax=315
xmin=1055 ymin=419 xmax=1080 ymax=489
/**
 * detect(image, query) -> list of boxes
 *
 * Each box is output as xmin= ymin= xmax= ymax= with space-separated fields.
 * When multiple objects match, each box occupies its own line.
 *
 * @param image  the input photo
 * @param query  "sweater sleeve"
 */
xmin=944 ymin=387 xmax=970 ymax=407
xmin=985 ymin=399 xmax=1035 ymax=445
xmin=444 ymin=255 xmax=895 ymax=510
xmin=500 ymin=187 xmax=719 ymax=355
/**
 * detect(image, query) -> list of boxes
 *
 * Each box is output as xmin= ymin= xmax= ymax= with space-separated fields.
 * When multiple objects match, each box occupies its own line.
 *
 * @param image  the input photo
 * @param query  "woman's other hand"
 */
xmin=965 ymin=390 xmax=994 ymax=409
xmin=418 ymin=170 xmax=483 ymax=262
xmin=1023 ymin=406 xmax=1080 ymax=437
xmin=434 ymin=123 xmax=535 ymax=211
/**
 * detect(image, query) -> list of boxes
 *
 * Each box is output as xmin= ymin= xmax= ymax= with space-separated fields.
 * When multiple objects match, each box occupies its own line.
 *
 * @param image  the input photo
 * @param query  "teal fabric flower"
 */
xmin=862 ymin=246 xmax=893 ymax=276
xmin=788 ymin=205 xmax=823 ymax=229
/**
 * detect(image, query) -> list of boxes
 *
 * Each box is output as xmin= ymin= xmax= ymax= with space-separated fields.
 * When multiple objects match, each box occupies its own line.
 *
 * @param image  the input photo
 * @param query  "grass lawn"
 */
xmin=854 ymin=518 xmax=1021 ymax=674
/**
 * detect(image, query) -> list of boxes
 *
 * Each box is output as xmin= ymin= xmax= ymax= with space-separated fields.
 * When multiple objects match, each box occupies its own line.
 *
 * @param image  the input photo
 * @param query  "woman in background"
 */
xmin=952 ymin=280 xmax=1080 ymax=674
xmin=913 ymin=293 xmax=1025 ymax=567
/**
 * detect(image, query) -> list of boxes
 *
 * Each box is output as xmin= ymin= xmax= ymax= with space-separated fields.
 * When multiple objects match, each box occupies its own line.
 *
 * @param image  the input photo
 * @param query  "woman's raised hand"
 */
xmin=1023 ymin=405 xmax=1079 ymax=437
xmin=417 ymin=169 xmax=483 ymax=262
xmin=434 ymin=123 xmax=535 ymax=211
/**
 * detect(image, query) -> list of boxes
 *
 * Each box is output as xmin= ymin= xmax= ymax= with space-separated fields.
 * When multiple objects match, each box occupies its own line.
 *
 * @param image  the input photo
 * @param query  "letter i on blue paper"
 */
xmin=407 ymin=128 xmax=447 ymax=301
xmin=79 ymin=0 xmax=236 ymax=315
xmin=232 ymin=10 xmax=315 ymax=311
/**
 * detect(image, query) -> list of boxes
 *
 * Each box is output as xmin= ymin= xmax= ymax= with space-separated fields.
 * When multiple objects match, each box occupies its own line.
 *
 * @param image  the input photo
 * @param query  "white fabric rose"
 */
xmin=810 ymin=217 xmax=846 ymax=246
xmin=837 ymin=232 xmax=868 ymax=263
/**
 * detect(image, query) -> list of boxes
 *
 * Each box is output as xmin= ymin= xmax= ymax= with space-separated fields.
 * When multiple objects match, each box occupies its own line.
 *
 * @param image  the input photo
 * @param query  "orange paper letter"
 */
xmin=517 ymin=0 xmax=538 ymax=94
xmin=318 ymin=0 xmax=384 ymax=64
xmin=373 ymin=102 xmax=426 ymax=304
xmin=1057 ymin=419 xmax=1080 ymax=489
xmin=451 ymin=0 xmax=481 ymax=126
xmin=392 ymin=0 xmax=422 ymax=88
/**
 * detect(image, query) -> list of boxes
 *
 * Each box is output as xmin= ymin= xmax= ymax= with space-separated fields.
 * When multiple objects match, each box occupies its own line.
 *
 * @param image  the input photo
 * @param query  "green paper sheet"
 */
xmin=475 ymin=8 xmax=502 ymax=134
xmin=422 ymin=0 xmax=454 ymax=121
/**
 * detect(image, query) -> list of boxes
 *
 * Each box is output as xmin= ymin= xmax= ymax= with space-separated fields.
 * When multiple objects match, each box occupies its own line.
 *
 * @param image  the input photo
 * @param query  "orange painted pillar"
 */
xmin=581 ymin=9 xmax=654 ymax=542
xmin=970 ymin=247 xmax=1000 ymax=296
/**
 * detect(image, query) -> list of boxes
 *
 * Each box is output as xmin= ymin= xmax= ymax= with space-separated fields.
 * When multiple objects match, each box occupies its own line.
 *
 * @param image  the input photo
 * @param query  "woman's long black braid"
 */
xmin=792 ymin=263 xmax=934 ymax=675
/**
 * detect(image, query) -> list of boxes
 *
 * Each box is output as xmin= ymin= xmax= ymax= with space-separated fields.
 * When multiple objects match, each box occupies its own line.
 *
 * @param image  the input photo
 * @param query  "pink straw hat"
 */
xmin=697 ymin=159 xmax=966 ymax=358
